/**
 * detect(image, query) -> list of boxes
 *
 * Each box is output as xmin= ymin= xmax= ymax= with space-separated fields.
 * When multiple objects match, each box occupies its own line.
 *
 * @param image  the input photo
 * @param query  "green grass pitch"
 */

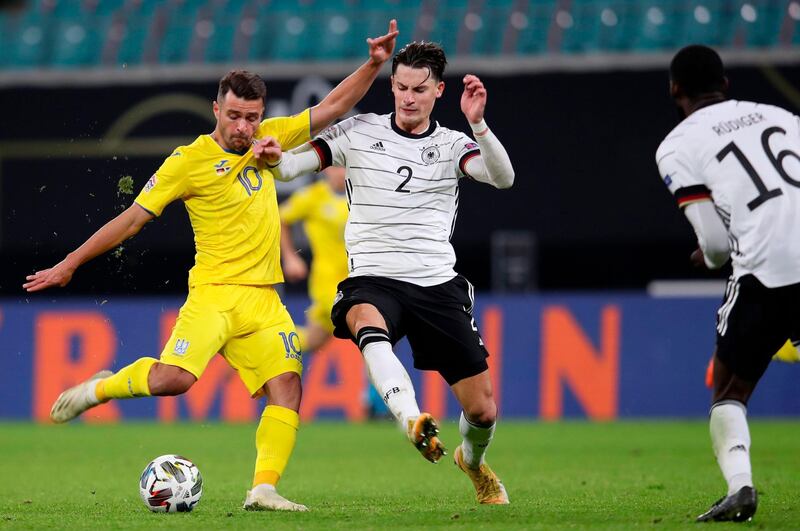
xmin=1 ymin=420 xmax=798 ymax=529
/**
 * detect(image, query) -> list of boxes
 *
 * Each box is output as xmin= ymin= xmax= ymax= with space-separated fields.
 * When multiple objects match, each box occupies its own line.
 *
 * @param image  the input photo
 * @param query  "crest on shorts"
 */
xmin=333 ymin=291 xmax=344 ymax=305
xmin=421 ymin=145 xmax=440 ymax=165
xmin=174 ymin=338 xmax=190 ymax=355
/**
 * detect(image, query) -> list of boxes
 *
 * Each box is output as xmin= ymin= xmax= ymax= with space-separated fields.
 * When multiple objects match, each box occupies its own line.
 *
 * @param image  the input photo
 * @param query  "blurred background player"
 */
xmin=279 ymin=166 xmax=390 ymax=418
xmin=257 ymin=41 xmax=515 ymax=505
xmin=656 ymin=44 xmax=800 ymax=522
xmin=23 ymin=20 xmax=399 ymax=513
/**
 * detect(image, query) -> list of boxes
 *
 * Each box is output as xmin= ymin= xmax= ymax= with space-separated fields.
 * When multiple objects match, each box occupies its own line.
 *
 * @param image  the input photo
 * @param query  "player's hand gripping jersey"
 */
xmin=309 ymin=113 xmax=481 ymax=287
xmin=656 ymin=100 xmax=800 ymax=287
xmin=135 ymin=110 xmax=311 ymax=287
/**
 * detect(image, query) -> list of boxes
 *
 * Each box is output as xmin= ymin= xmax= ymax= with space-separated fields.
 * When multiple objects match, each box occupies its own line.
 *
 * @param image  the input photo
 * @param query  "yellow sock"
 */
xmin=253 ymin=405 xmax=299 ymax=487
xmin=96 ymin=357 xmax=157 ymax=401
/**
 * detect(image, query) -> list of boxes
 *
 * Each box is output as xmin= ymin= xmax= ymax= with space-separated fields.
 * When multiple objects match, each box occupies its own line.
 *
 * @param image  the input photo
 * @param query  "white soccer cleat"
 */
xmin=243 ymin=484 xmax=308 ymax=512
xmin=49 ymin=370 xmax=113 ymax=424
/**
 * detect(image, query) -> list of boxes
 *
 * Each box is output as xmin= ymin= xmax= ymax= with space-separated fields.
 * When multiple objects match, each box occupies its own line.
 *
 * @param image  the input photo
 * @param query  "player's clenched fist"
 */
xmin=253 ymin=136 xmax=283 ymax=166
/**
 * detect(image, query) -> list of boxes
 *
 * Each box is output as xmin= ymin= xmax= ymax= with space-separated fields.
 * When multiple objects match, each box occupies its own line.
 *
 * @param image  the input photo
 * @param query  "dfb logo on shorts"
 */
xmin=174 ymin=338 xmax=190 ymax=356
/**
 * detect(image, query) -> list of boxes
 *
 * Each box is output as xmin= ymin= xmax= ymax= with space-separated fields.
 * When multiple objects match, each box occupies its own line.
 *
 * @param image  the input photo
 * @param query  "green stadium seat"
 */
xmin=51 ymin=15 xmax=110 ymax=67
xmin=158 ymin=3 xmax=204 ymax=64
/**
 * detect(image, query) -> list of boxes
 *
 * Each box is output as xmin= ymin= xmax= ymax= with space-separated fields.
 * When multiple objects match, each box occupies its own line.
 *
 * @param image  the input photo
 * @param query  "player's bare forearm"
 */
xmin=279 ymin=222 xmax=308 ymax=282
xmin=310 ymin=20 xmax=398 ymax=135
xmin=22 ymin=204 xmax=153 ymax=292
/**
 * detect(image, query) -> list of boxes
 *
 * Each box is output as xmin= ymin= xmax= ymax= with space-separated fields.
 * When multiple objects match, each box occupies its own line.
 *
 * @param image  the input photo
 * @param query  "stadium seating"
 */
xmin=0 ymin=0 xmax=797 ymax=69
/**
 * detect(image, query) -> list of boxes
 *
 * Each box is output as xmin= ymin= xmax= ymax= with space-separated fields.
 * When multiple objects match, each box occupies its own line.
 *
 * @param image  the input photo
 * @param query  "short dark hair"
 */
xmin=392 ymin=42 xmax=447 ymax=82
xmin=670 ymin=45 xmax=727 ymax=99
xmin=217 ymin=70 xmax=266 ymax=104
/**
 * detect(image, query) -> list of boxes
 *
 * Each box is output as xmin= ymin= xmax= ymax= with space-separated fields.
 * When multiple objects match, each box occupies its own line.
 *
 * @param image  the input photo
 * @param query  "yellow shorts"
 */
xmin=306 ymin=277 xmax=342 ymax=333
xmin=160 ymin=284 xmax=302 ymax=397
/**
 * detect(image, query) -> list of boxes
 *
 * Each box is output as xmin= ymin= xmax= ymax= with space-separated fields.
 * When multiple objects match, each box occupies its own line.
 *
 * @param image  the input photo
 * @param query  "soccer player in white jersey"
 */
xmin=656 ymin=45 xmax=800 ymax=522
xmin=254 ymin=42 xmax=515 ymax=505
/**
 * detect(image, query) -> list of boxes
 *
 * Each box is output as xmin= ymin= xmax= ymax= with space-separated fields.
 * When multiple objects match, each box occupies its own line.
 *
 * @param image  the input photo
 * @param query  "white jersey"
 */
xmin=656 ymin=99 xmax=800 ymax=287
xmin=310 ymin=112 xmax=481 ymax=286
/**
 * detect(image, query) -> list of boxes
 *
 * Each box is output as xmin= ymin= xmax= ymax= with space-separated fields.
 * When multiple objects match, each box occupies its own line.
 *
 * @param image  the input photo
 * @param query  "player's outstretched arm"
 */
xmin=254 ymin=137 xmax=322 ymax=182
xmin=22 ymin=204 xmax=154 ymax=292
xmin=309 ymin=19 xmax=398 ymax=136
xmin=460 ymin=75 xmax=515 ymax=189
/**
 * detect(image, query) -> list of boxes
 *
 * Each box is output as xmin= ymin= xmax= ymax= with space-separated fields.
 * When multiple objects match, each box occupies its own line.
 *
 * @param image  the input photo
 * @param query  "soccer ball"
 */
xmin=139 ymin=454 xmax=203 ymax=513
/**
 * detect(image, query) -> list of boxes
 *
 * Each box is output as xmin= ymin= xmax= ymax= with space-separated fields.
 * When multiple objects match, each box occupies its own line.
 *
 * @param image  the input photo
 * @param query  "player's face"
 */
xmin=213 ymin=92 xmax=264 ymax=152
xmin=391 ymin=64 xmax=444 ymax=131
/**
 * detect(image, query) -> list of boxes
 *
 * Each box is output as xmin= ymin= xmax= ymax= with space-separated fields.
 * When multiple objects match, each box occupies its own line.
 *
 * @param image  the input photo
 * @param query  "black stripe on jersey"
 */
xmin=349 ymin=250 xmax=453 ymax=256
xmin=310 ymin=139 xmax=333 ymax=169
xmin=349 ymin=148 xmax=454 ymax=168
xmin=350 ymin=165 xmax=457 ymax=181
xmin=358 ymin=235 xmax=449 ymax=244
xmin=354 ymin=115 xmax=392 ymax=130
xmin=350 ymin=221 xmax=442 ymax=227
xmin=351 ymin=202 xmax=452 ymax=214
xmin=656 ymin=150 xmax=675 ymax=165
xmin=458 ymin=150 xmax=481 ymax=176
xmin=449 ymin=186 xmax=460 ymax=240
xmin=674 ymin=184 xmax=712 ymax=208
xmin=353 ymin=183 xmax=455 ymax=197
xmin=352 ymin=130 xmax=401 ymax=144
xmin=345 ymin=178 xmax=353 ymax=208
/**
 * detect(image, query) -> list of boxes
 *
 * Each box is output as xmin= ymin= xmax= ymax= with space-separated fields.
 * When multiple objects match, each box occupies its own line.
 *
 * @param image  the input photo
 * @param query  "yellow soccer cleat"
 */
xmin=454 ymin=445 xmax=509 ymax=505
xmin=243 ymin=484 xmax=308 ymax=512
xmin=49 ymin=370 xmax=113 ymax=423
xmin=408 ymin=412 xmax=447 ymax=463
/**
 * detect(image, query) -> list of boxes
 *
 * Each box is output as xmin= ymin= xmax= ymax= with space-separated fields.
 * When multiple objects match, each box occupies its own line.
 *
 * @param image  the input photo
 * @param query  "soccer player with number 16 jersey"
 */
xmin=656 ymin=45 xmax=800 ymax=522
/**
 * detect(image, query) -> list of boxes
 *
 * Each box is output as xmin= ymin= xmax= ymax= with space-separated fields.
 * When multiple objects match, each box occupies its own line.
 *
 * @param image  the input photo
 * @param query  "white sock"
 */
xmin=83 ymin=379 xmax=101 ymax=406
xmin=361 ymin=341 xmax=420 ymax=428
xmin=710 ymin=401 xmax=753 ymax=495
xmin=459 ymin=411 xmax=495 ymax=468
xmin=252 ymin=483 xmax=276 ymax=493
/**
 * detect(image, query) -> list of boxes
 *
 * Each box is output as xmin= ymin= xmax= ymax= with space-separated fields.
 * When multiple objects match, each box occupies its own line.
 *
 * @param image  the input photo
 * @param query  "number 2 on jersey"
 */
xmin=717 ymin=127 xmax=800 ymax=211
xmin=395 ymin=166 xmax=412 ymax=193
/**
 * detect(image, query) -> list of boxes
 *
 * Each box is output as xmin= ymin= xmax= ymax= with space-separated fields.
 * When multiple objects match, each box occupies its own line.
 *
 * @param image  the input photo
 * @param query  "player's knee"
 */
xmin=463 ymin=400 xmax=497 ymax=427
xmin=148 ymin=363 xmax=197 ymax=396
xmin=262 ymin=372 xmax=302 ymax=410
xmin=346 ymin=304 xmax=386 ymax=335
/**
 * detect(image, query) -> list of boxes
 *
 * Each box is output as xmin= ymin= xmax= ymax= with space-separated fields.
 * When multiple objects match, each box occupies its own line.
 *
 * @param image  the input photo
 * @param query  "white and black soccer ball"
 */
xmin=139 ymin=454 xmax=203 ymax=513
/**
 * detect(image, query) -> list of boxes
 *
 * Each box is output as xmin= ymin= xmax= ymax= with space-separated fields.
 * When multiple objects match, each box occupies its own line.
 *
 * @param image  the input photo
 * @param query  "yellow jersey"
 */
xmin=135 ymin=109 xmax=311 ymax=287
xmin=279 ymin=179 xmax=350 ymax=297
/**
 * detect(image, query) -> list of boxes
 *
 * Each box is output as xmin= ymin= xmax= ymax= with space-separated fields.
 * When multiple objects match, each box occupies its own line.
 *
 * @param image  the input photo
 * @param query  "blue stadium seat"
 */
xmin=51 ymin=15 xmax=110 ymax=67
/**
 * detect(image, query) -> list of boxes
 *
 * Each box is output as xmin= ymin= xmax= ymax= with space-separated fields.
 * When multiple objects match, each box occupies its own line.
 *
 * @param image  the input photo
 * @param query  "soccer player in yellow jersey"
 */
xmin=279 ymin=167 xmax=349 ymax=353
xmin=23 ymin=20 xmax=399 ymax=512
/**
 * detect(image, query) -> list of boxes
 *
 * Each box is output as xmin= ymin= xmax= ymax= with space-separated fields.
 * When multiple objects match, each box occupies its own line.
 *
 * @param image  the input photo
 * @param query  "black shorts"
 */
xmin=331 ymin=275 xmax=489 ymax=385
xmin=716 ymin=274 xmax=800 ymax=382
